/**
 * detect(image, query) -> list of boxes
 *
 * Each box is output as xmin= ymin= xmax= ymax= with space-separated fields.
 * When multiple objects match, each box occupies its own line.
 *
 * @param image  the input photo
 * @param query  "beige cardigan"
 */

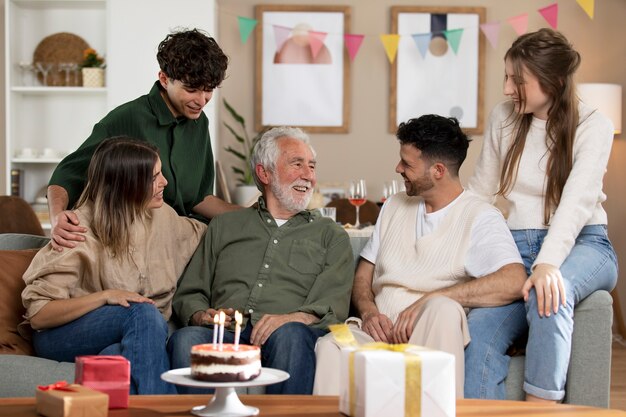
xmin=20 ymin=203 xmax=206 ymax=336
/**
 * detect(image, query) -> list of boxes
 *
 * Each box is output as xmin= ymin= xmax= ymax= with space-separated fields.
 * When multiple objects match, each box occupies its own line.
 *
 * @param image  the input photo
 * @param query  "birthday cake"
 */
xmin=190 ymin=344 xmax=262 ymax=382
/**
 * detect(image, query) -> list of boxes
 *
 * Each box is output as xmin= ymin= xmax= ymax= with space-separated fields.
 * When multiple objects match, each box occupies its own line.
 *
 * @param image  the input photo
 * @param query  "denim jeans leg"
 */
xmin=523 ymin=225 xmax=618 ymax=400
xmin=261 ymin=322 xmax=326 ymax=395
xmin=464 ymin=301 xmax=528 ymax=399
xmin=168 ymin=326 xmax=214 ymax=394
xmin=33 ymin=303 xmax=175 ymax=395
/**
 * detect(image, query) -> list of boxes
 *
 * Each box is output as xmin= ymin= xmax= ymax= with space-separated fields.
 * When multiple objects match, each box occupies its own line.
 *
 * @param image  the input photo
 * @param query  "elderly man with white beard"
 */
xmin=167 ymin=127 xmax=354 ymax=395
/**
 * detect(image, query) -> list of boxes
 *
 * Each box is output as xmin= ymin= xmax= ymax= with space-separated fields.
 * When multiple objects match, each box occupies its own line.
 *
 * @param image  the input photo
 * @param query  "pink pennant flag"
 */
xmin=308 ymin=31 xmax=328 ymax=59
xmin=507 ymin=13 xmax=529 ymax=36
xmin=344 ymin=34 xmax=365 ymax=61
xmin=538 ymin=3 xmax=559 ymax=29
xmin=480 ymin=22 xmax=501 ymax=49
xmin=272 ymin=25 xmax=292 ymax=51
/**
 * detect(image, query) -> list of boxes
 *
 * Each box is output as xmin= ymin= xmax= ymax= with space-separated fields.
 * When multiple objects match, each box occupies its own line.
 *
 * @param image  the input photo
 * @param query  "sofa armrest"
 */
xmin=564 ymin=290 xmax=613 ymax=407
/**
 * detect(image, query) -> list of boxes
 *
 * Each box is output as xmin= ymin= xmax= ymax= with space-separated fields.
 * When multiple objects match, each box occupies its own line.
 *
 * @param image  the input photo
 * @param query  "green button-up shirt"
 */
xmin=49 ymin=81 xmax=214 ymax=222
xmin=173 ymin=198 xmax=354 ymax=330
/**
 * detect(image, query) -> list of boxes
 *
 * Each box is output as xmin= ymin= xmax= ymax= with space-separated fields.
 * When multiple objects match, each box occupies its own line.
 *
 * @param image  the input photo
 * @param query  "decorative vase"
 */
xmin=81 ymin=67 xmax=105 ymax=87
xmin=233 ymin=185 xmax=261 ymax=207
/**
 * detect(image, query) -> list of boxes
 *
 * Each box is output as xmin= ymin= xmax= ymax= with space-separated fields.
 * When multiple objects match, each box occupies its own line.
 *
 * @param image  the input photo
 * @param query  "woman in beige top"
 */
xmin=21 ymin=137 xmax=206 ymax=395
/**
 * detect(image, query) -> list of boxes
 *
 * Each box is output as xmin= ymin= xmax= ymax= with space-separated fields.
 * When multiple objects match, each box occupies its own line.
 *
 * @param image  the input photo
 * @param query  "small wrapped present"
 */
xmin=36 ymin=381 xmax=108 ymax=417
xmin=75 ymin=355 xmax=130 ymax=409
xmin=331 ymin=325 xmax=455 ymax=417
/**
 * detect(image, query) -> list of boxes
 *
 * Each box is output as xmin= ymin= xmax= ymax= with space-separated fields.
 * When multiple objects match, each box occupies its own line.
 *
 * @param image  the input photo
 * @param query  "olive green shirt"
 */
xmin=49 ymin=82 xmax=214 ymax=222
xmin=173 ymin=198 xmax=354 ymax=330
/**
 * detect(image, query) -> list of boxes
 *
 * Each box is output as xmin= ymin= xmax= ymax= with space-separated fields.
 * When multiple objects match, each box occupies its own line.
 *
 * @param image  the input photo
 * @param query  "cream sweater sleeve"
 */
xmin=468 ymin=102 xmax=513 ymax=203
xmin=535 ymin=104 xmax=614 ymax=268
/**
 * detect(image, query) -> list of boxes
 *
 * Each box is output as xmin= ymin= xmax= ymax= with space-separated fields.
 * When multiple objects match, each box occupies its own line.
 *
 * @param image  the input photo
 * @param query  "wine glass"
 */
xmin=348 ymin=179 xmax=367 ymax=227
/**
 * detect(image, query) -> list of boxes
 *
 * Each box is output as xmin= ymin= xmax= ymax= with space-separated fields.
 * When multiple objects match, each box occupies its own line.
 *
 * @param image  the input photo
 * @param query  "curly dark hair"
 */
xmin=157 ymin=28 xmax=228 ymax=90
xmin=396 ymin=115 xmax=471 ymax=176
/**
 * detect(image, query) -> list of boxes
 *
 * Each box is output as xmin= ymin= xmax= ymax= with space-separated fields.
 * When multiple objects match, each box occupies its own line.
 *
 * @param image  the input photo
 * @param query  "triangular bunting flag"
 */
xmin=507 ymin=13 xmax=529 ymax=36
xmin=308 ymin=31 xmax=328 ymax=59
xmin=344 ymin=34 xmax=365 ymax=61
xmin=443 ymin=28 xmax=464 ymax=54
xmin=576 ymin=0 xmax=594 ymax=19
xmin=480 ymin=22 xmax=501 ymax=49
xmin=411 ymin=33 xmax=431 ymax=58
xmin=237 ymin=16 xmax=257 ymax=44
xmin=272 ymin=25 xmax=292 ymax=51
xmin=380 ymin=34 xmax=400 ymax=64
xmin=538 ymin=3 xmax=559 ymax=29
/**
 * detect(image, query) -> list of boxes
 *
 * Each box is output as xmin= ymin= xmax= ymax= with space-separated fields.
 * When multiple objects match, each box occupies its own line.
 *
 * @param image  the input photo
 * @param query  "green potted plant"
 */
xmin=223 ymin=99 xmax=265 ymax=205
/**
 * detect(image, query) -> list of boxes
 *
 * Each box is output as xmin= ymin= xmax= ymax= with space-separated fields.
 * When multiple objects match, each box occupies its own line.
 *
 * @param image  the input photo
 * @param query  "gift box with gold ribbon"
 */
xmin=35 ymin=381 xmax=108 ymax=417
xmin=332 ymin=325 xmax=455 ymax=417
xmin=75 ymin=355 xmax=130 ymax=409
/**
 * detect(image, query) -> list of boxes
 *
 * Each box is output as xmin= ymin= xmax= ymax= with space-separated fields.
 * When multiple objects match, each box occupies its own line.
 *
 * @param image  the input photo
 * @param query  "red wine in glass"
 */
xmin=348 ymin=180 xmax=367 ymax=227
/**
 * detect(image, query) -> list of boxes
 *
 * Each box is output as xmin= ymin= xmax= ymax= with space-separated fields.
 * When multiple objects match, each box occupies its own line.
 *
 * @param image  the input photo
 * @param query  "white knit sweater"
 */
xmin=468 ymin=100 xmax=614 ymax=269
xmin=372 ymin=192 xmax=492 ymax=324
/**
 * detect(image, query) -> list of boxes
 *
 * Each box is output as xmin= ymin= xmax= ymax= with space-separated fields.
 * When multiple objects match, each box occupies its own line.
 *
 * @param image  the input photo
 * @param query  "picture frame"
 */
xmin=255 ymin=5 xmax=351 ymax=133
xmin=389 ymin=6 xmax=486 ymax=134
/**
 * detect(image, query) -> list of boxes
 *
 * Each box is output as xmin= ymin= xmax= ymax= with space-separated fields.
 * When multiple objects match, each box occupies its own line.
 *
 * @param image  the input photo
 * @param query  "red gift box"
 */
xmin=75 ymin=355 xmax=130 ymax=409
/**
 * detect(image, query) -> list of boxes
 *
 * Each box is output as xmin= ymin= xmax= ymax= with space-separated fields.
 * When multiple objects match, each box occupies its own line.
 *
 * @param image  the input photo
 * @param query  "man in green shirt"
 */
xmin=167 ymin=127 xmax=354 ymax=395
xmin=47 ymin=29 xmax=237 ymax=251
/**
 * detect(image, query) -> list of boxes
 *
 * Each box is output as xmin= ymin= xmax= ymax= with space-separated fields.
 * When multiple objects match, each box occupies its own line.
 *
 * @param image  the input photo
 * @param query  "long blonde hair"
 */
xmin=497 ymin=28 xmax=581 ymax=225
xmin=75 ymin=137 xmax=159 ymax=257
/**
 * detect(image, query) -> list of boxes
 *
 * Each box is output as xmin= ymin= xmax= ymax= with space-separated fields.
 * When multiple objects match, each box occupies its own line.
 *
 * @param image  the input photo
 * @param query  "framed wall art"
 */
xmin=389 ymin=6 xmax=486 ymax=134
xmin=255 ymin=5 xmax=351 ymax=133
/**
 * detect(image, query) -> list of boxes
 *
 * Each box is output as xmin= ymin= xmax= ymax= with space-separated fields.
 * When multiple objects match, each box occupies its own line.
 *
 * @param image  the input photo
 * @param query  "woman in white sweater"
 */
xmin=464 ymin=28 xmax=618 ymax=402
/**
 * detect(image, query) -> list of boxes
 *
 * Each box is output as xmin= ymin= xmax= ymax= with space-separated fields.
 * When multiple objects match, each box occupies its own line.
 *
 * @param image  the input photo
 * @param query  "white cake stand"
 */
xmin=161 ymin=367 xmax=289 ymax=417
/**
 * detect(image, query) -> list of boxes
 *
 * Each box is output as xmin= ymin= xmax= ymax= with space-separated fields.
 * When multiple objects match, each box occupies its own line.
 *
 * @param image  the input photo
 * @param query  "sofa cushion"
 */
xmin=0 ymin=249 xmax=38 ymax=355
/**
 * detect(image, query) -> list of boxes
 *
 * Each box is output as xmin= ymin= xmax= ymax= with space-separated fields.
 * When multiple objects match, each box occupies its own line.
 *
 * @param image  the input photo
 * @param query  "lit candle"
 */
xmin=234 ymin=311 xmax=242 ymax=350
xmin=212 ymin=313 xmax=219 ymax=348
xmin=218 ymin=311 xmax=226 ymax=350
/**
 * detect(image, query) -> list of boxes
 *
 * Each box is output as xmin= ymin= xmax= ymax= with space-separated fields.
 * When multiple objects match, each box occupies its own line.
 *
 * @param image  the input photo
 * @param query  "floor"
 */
xmin=611 ymin=340 xmax=626 ymax=410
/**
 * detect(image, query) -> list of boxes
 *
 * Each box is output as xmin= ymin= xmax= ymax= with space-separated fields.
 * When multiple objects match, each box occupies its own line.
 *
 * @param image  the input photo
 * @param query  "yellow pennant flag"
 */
xmin=576 ymin=0 xmax=594 ymax=19
xmin=380 ymin=34 xmax=400 ymax=64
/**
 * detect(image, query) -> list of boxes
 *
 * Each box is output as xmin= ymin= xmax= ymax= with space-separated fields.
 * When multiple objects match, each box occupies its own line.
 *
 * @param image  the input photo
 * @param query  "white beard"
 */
xmin=270 ymin=176 xmax=313 ymax=213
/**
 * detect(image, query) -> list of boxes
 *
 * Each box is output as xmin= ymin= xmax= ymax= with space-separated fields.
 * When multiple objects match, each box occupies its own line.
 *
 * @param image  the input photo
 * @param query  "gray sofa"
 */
xmin=0 ymin=233 xmax=614 ymax=407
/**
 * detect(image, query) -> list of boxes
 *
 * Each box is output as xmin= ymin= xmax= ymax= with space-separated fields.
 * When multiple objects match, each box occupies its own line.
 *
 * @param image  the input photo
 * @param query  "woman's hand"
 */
xmin=522 ymin=263 xmax=566 ymax=317
xmin=102 ymin=290 xmax=155 ymax=307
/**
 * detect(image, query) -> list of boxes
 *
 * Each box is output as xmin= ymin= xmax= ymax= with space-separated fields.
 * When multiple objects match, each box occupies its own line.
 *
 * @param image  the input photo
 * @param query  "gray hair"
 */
xmin=250 ymin=126 xmax=316 ymax=191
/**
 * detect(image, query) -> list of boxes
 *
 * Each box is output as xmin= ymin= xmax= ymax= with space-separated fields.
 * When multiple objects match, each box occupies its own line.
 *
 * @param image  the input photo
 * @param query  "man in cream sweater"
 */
xmin=313 ymin=115 xmax=527 ymax=398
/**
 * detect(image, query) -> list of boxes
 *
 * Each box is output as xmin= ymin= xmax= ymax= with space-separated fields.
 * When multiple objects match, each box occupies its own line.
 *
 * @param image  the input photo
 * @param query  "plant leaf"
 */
xmin=225 ymin=146 xmax=246 ymax=161
xmin=223 ymin=123 xmax=245 ymax=144
xmin=223 ymin=99 xmax=245 ymax=127
xmin=232 ymin=167 xmax=245 ymax=175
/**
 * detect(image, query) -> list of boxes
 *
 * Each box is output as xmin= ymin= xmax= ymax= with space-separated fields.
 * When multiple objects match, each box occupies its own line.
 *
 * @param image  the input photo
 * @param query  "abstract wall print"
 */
xmin=255 ymin=5 xmax=351 ymax=133
xmin=389 ymin=6 xmax=486 ymax=134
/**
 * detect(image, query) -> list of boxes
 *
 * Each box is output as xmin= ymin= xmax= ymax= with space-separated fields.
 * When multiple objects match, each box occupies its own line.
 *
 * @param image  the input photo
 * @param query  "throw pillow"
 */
xmin=0 ymin=249 xmax=38 ymax=355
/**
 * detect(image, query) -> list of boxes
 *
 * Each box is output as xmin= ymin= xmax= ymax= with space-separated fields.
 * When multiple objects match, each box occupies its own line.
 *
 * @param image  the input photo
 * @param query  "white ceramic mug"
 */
xmin=17 ymin=148 xmax=37 ymax=158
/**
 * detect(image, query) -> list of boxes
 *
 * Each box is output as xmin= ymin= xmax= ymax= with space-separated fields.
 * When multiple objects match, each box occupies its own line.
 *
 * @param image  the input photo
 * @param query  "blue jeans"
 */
xmin=167 ymin=321 xmax=326 ymax=394
xmin=32 ymin=303 xmax=176 ymax=395
xmin=465 ymin=225 xmax=618 ymax=400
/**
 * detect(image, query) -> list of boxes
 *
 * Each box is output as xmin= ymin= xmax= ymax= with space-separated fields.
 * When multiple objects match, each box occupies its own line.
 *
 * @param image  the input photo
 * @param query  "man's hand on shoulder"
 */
xmin=50 ymin=210 xmax=87 ymax=251
xmin=250 ymin=312 xmax=317 ymax=346
xmin=361 ymin=311 xmax=394 ymax=343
